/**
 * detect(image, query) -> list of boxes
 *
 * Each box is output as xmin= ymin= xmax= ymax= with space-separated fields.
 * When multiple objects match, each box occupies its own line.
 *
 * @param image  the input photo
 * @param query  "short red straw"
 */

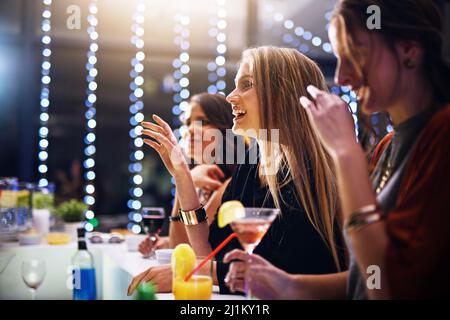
xmin=184 ymin=232 xmax=237 ymax=282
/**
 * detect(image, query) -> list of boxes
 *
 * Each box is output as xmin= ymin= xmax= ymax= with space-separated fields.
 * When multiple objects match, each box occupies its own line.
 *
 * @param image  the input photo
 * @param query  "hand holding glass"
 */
xmin=141 ymin=207 xmax=165 ymax=258
xmin=230 ymin=207 xmax=279 ymax=298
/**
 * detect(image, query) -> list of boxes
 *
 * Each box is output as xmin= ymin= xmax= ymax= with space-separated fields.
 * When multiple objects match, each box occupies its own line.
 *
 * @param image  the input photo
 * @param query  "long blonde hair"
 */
xmin=242 ymin=46 xmax=341 ymax=269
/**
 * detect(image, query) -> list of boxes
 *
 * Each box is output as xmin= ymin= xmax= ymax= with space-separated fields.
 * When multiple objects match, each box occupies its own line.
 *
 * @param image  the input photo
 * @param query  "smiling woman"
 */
xmin=215 ymin=46 xmax=346 ymax=294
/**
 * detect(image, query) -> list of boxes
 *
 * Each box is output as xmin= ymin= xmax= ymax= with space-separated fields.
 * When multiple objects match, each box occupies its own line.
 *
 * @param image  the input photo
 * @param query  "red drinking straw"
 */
xmin=184 ymin=232 xmax=237 ymax=282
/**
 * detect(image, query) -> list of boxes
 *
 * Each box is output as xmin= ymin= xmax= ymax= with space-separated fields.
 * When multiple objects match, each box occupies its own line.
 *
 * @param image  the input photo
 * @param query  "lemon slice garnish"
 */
xmin=172 ymin=243 xmax=196 ymax=280
xmin=217 ymin=201 xmax=245 ymax=228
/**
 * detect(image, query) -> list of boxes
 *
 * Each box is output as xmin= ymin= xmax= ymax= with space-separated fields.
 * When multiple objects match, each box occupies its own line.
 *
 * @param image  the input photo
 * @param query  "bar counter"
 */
xmin=0 ymin=241 xmax=243 ymax=300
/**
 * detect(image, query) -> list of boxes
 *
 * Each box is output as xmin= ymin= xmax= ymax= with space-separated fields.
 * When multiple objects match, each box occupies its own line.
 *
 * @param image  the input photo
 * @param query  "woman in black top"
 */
xmin=128 ymin=47 xmax=346 ymax=295
xmin=210 ymin=147 xmax=345 ymax=293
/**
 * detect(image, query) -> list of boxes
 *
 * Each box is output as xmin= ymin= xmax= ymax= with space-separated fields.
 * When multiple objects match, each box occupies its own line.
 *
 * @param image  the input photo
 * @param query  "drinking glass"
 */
xmin=140 ymin=207 xmax=165 ymax=258
xmin=21 ymin=259 xmax=46 ymax=300
xmin=172 ymin=257 xmax=213 ymax=300
xmin=230 ymin=207 xmax=280 ymax=298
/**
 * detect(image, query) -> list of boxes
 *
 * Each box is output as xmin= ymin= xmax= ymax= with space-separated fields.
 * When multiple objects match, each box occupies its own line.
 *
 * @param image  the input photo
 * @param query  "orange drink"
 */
xmin=173 ymin=275 xmax=213 ymax=300
xmin=171 ymin=244 xmax=213 ymax=300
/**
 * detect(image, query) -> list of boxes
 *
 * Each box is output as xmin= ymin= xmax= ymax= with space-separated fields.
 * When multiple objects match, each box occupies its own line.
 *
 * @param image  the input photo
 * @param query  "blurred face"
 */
xmin=329 ymin=22 xmax=401 ymax=114
xmin=226 ymin=62 xmax=260 ymax=137
xmin=184 ymin=102 xmax=218 ymax=164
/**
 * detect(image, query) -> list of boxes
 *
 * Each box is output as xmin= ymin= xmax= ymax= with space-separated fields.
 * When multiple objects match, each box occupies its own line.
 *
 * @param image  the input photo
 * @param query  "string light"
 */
xmin=207 ymin=0 xmax=227 ymax=95
xmin=37 ymin=0 xmax=53 ymax=187
xmin=83 ymin=0 xmax=99 ymax=232
xmin=265 ymin=6 xmax=360 ymax=136
xmin=332 ymin=85 xmax=360 ymax=137
xmin=170 ymin=5 xmax=191 ymax=205
xmin=127 ymin=0 xmax=146 ymax=234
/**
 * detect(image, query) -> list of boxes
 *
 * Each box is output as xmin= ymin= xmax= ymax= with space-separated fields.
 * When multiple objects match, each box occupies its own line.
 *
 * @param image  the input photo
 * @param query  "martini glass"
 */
xmin=230 ymin=207 xmax=280 ymax=298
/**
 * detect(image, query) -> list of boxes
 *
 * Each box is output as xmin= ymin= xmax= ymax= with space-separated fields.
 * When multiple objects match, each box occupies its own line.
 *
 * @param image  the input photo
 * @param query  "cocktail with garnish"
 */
xmin=171 ymin=244 xmax=213 ymax=300
xmin=218 ymin=201 xmax=280 ymax=298
xmin=230 ymin=217 xmax=273 ymax=254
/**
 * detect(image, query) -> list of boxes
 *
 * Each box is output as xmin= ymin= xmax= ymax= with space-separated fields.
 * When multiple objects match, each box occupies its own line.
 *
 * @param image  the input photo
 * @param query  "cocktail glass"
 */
xmin=230 ymin=207 xmax=280 ymax=298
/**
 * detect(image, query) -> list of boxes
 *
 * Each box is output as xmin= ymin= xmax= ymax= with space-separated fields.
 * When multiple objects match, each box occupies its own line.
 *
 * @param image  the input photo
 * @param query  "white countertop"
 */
xmin=0 ymin=240 xmax=243 ymax=300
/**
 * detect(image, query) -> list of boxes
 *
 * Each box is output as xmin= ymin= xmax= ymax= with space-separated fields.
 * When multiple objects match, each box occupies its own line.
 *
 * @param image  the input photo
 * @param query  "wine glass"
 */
xmin=230 ymin=207 xmax=280 ymax=299
xmin=21 ymin=259 xmax=46 ymax=300
xmin=140 ymin=207 xmax=165 ymax=258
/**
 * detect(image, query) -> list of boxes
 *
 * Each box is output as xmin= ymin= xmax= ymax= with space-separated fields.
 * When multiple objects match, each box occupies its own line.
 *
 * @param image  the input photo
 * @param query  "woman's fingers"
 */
xmin=138 ymin=238 xmax=152 ymax=256
xmin=143 ymin=139 xmax=163 ymax=153
xmin=249 ymin=265 xmax=271 ymax=278
xmin=306 ymin=85 xmax=337 ymax=111
xmin=204 ymin=177 xmax=223 ymax=190
xmin=225 ymin=261 xmax=247 ymax=293
xmin=127 ymin=270 xmax=149 ymax=295
xmin=223 ymin=249 xmax=249 ymax=263
xmin=142 ymin=116 xmax=177 ymax=145
xmin=230 ymin=280 xmax=246 ymax=294
xmin=224 ymin=249 xmax=268 ymax=266
xmin=306 ymin=84 xmax=325 ymax=100
xmin=152 ymin=115 xmax=178 ymax=144
xmin=141 ymin=121 xmax=164 ymax=135
xmin=142 ymin=129 xmax=175 ymax=153
xmin=229 ymin=261 xmax=246 ymax=275
xmin=209 ymin=165 xmax=225 ymax=179
xmin=300 ymin=96 xmax=317 ymax=112
xmin=225 ymin=261 xmax=246 ymax=280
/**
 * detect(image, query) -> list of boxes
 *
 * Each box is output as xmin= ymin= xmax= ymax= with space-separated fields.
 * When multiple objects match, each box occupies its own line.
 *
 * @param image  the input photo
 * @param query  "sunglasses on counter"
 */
xmin=88 ymin=232 xmax=125 ymax=244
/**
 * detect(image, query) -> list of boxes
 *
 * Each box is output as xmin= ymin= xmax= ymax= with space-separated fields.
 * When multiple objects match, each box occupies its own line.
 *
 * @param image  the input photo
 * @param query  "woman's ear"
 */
xmin=396 ymin=41 xmax=423 ymax=70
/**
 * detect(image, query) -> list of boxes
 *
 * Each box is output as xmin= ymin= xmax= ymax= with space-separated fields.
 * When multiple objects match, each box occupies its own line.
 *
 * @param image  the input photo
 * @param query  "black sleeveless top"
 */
xmin=208 ymin=148 xmax=346 ymax=294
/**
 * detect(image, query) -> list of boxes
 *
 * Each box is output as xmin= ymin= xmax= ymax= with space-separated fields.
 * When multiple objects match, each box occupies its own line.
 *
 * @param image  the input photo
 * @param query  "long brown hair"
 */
xmin=242 ymin=47 xmax=342 ymax=269
xmin=332 ymin=0 xmax=450 ymax=108
xmin=187 ymin=93 xmax=243 ymax=175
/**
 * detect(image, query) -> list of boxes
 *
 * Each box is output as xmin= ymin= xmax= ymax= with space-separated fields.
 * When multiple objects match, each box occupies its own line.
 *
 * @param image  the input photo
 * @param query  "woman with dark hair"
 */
xmin=138 ymin=93 xmax=243 ymax=255
xmin=225 ymin=0 xmax=450 ymax=299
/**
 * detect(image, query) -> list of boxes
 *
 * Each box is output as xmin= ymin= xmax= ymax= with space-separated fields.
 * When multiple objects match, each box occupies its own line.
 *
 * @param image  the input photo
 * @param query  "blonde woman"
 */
xmin=128 ymin=46 xmax=345 ymax=295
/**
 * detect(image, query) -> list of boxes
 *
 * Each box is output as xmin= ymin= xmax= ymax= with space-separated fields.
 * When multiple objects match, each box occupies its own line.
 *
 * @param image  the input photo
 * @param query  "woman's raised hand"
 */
xmin=142 ymin=114 xmax=189 ymax=177
xmin=300 ymin=85 xmax=360 ymax=159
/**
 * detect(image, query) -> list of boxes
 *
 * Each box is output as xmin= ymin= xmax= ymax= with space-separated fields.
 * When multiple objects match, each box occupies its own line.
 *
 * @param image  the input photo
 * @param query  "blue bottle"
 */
xmin=72 ymin=228 xmax=97 ymax=300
